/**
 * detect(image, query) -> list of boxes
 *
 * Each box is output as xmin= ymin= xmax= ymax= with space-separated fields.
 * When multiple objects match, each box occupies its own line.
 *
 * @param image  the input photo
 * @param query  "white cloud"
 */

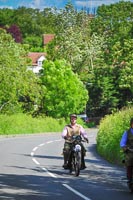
xmin=34 ymin=0 xmax=41 ymax=8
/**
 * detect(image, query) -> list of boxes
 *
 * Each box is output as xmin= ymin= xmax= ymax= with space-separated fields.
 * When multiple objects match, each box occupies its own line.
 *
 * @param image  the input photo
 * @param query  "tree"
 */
xmin=47 ymin=3 xmax=105 ymax=83
xmin=88 ymin=1 xmax=133 ymax=115
xmin=0 ymin=29 xmax=41 ymax=114
xmin=6 ymin=24 xmax=22 ymax=43
xmin=91 ymin=1 xmax=133 ymax=65
xmin=0 ymin=8 xmax=14 ymax=26
xmin=23 ymin=35 xmax=43 ymax=52
xmin=40 ymin=59 xmax=88 ymax=118
xmin=87 ymin=65 xmax=119 ymax=117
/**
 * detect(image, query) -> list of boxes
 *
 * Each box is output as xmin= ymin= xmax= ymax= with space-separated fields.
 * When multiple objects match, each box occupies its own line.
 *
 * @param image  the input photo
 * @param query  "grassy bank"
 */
xmin=0 ymin=114 xmax=67 ymax=135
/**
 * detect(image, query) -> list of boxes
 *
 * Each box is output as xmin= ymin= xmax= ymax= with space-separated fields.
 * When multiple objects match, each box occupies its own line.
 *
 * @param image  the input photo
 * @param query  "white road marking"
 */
xmin=31 ymin=152 xmax=34 ymax=157
xmin=46 ymin=141 xmax=53 ymax=144
xmin=32 ymin=158 xmax=40 ymax=165
xmin=63 ymin=184 xmax=92 ymax=200
xmin=55 ymin=139 xmax=62 ymax=142
xmin=42 ymin=167 xmax=57 ymax=178
xmin=33 ymin=146 xmax=38 ymax=151
xmin=31 ymin=139 xmax=91 ymax=200
xmin=39 ymin=143 xmax=45 ymax=147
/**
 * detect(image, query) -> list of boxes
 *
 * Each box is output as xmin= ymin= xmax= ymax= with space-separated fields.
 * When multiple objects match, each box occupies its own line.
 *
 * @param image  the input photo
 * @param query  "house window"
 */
xmin=38 ymin=61 xmax=42 ymax=67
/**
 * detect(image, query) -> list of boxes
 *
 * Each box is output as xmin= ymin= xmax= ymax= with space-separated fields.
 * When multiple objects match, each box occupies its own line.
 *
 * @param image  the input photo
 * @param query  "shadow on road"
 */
xmin=0 ymin=171 xmax=74 ymax=200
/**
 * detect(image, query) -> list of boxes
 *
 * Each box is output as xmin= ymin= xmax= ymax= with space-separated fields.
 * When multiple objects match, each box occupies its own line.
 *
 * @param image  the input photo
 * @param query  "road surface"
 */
xmin=0 ymin=129 xmax=132 ymax=200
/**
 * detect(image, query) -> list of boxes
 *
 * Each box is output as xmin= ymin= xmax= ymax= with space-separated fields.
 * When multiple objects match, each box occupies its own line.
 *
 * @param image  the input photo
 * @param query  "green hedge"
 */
xmin=0 ymin=114 xmax=66 ymax=135
xmin=96 ymin=107 xmax=133 ymax=165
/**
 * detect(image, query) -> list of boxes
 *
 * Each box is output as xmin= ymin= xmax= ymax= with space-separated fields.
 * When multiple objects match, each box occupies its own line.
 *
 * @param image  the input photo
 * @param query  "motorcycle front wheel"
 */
xmin=74 ymin=151 xmax=81 ymax=176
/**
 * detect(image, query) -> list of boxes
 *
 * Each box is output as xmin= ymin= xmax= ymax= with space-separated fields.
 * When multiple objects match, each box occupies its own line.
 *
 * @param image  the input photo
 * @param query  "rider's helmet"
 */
xmin=70 ymin=114 xmax=77 ymax=119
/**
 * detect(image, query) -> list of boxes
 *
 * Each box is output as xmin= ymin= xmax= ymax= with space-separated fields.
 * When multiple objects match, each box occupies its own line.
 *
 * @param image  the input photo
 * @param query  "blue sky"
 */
xmin=0 ymin=0 xmax=132 ymax=10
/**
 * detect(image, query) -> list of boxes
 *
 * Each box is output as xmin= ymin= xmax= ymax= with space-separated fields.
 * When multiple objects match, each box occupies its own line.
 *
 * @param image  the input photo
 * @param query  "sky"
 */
xmin=0 ymin=0 xmax=132 ymax=11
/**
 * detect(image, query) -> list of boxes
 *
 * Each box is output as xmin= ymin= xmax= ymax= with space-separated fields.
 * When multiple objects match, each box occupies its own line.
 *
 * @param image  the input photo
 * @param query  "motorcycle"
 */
xmin=68 ymin=135 xmax=86 ymax=176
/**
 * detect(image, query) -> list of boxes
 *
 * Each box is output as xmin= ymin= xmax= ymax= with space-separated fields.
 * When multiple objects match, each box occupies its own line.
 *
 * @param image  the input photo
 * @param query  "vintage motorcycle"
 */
xmin=68 ymin=135 xmax=86 ymax=176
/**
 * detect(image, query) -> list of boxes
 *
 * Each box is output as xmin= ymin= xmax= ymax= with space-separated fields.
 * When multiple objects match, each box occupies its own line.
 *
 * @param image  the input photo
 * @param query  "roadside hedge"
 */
xmin=96 ymin=107 xmax=133 ymax=165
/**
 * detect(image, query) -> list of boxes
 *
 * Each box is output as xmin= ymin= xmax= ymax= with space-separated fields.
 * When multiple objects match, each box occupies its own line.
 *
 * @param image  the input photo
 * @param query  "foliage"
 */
xmin=0 ymin=2 xmax=133 ymax=118
xmin=87 ymin=65 xmax=120 ymax=117
xmin=96 ymin=106 xmax=133 ymax=165
xmin=0 ymin=113 xmax=66 ymax=135
xmin=90 ymin=1 xmax=133 ymax=67
xmin=0 ymin=29 xmax=41 ymax=114
xmin=6 ymin=24 xmax=22 ymax=43
xmin=40 ymin=59 xmax=88 ymax=118
xmin=0 ymin=8 xmax=15 ymax=26
xmin=47 ymin=4 xmax=105 ymax=82
xmin=0 ymin=6 xmax=58 ymax=43
xmin=23 ymin=35 xmax=43 ymax=52
xmin=86 ymin=1 xmax=133 ymax=116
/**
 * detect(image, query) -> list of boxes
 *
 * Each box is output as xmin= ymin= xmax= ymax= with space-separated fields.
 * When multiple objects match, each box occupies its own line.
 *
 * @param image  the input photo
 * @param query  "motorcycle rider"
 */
xmin=62 ymin=114 xmax=89 ymax=170
xmin=120 ymin=117 xmax=133 ymax=183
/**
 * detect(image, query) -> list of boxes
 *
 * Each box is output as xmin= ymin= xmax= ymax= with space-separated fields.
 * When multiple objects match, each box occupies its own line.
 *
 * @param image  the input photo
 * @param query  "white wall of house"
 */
xmin=28 ymin=55 xmax=46 ymax=74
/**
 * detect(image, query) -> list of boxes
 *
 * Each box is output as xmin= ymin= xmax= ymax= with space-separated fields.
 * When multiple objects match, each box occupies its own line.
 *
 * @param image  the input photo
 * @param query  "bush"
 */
xmin=0 ymin=114 xmax=66 ymax=135
xmin=96 ymin=107 xmax=133 ymax=165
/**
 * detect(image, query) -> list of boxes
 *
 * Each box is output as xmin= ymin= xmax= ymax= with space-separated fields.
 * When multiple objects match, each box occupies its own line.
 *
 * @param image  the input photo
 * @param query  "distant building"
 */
xmin=43 ymin=34 xmax=55 ymax=46
xmin=28 ymin=52 xmax=46 ymax=74
xmin=28 ymin=34 xmax=55 ymax=74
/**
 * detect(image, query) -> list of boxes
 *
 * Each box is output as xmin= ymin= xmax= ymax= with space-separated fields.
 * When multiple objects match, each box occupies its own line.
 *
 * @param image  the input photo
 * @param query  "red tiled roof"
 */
xmin=43 ymin=34 xmax=55 ymax=45
xmin=28 ymin=52 xmax=46 ymax=66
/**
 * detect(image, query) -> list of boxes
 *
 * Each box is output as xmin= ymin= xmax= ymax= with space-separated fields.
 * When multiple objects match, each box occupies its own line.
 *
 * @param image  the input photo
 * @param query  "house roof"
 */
xmin=28 ymin=52 xmax=46 ymax=66
xmin=43 ymin=34 xmax=55 ymax=45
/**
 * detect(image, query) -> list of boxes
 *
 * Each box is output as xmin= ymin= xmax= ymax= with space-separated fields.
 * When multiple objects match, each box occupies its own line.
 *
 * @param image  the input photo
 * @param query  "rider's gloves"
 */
xmin=64 ymin=136 xmax=67 ymax=140
xmin=85 ymin=138 xmax=89 ymax=143
xmin=122 ymin=146 xmax=128 ymax=152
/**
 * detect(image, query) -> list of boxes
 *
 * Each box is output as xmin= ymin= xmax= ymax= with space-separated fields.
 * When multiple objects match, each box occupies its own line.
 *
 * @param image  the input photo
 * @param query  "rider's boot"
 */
xmin=62 ymin=150 xmax=70 ymax=169
xmin=80 ymin=155 xmax=86 ymax=170
xmin=127 ymin=166 xmax=133 ymax=184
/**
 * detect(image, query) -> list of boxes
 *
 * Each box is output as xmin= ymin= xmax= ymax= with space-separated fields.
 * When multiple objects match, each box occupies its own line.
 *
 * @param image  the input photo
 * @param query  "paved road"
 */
xmin=0 ymin=129 xmax=132 ymax=200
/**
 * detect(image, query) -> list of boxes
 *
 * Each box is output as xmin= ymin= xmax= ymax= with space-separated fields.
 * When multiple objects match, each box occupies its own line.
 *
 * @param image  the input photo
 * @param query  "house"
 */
xmin=28 ymin=34 xmax=55 ymax=74
xmin=28 ymin=52 xmax=46 ymax=74
xmin=43 ymin=34 xmax=55 ymax=46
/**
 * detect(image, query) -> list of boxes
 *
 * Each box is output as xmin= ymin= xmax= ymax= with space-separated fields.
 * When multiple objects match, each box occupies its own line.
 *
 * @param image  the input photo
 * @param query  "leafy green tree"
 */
xmin=0 ymin=29 xmax=41 ymax=113
xmin=86 ymin=65 xmax=119 ymax=117
xmin=86 ymin=1 xmax=133 ymax=116
xmin=40 ymin=59 xmax=88 ymax=118
xmin=23 ymin=35 xmax=43 ymax=52
xmin=0 ymin=8 xmax=14 ymax=26
xmin=91 ymin=1 xmax=133 ymax=65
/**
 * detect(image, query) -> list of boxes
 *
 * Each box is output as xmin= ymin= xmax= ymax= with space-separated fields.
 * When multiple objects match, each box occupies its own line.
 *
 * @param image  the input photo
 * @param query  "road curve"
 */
xmin=0 ymin=129 xmax=132 ymax=200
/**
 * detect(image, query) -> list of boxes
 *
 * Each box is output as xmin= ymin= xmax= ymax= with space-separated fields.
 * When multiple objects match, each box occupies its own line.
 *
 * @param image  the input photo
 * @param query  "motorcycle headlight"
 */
xmin=74 ymin=144 xmax=81 ymax=152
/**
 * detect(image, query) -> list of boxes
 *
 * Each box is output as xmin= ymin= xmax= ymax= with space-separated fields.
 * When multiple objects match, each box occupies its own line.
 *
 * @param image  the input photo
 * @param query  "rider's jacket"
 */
xmin=127 ymin=128 xmax=133 ymax=148
xmin=65 ymin=124 xmax=80 ymax=143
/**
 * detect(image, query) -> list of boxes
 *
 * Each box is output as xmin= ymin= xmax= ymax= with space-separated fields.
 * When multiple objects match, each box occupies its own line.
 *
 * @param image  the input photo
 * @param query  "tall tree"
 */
xmin=47 ymin=3 xmax=105 ymax=82
xmin=91 ymin=1 xmax=133 ymax=64
xmin=6 ymin=24 xmax=22 ymax=43
xmin=40 ymin=59 xmax=88 ymax=118
xmin=0 ymin=29 xmax=41 ymax=113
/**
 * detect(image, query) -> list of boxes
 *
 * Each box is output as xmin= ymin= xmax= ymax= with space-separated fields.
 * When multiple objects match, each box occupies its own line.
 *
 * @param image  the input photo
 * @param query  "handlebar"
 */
xmin=127 ymin=147 xmax=133 ymax=152
xmin=124 ymin=147 xmax=133 ymax=153
xmin=71 ymin=135 xmax=88 ymax=143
